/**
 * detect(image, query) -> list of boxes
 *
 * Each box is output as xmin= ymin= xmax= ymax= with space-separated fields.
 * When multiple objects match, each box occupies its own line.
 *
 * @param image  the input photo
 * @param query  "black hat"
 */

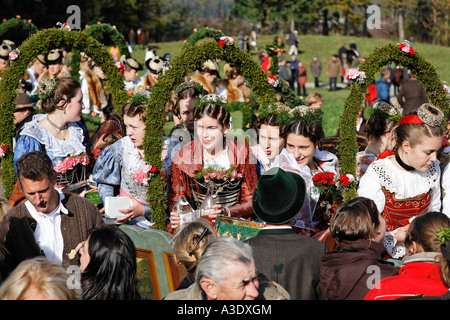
xmin=15 ymin=93 xmax=34 ymax=111
xmin=120 ymin=55 xmax=143 ymax=71
xmin=252 ymin=167 xmax=306 ymax=224
xmin=45 ymin=49 xmax=63 ymax=64
xmin=145 ymin=56 xmax=164 ymax=74
xmin=0 ymin=41 xmax=14 ymax=60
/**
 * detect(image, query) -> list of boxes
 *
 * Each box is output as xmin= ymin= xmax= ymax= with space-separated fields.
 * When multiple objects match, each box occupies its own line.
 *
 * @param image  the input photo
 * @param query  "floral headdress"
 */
xmin=37 ymin=77 xmax=57 ymax=100
xmin=367 ymin=100 xmax=402 ymax=122
xmin=257 ymin=103 xmax=323 ymax=128
xmin=173 ymin=80 xmax=205 ymax=97
xmin=194 ymin=93 xmax=227 ymax=110
xmin=129 ymin=90 xmax=151 ymax=105
xmin=399 ymin=103 xmax=444 ymax=127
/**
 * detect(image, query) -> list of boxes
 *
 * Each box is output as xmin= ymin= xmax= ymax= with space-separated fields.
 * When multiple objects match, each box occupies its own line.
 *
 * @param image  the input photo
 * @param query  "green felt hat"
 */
xmin=252 ymin=167 xmax=306 ymax=224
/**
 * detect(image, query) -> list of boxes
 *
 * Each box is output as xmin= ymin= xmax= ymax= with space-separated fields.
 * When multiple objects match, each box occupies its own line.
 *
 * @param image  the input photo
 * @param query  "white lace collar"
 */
xmin=366 ymin=157 xmax=440 ymax=197
xmin=20 ymin=114 xmax=86 ymax=158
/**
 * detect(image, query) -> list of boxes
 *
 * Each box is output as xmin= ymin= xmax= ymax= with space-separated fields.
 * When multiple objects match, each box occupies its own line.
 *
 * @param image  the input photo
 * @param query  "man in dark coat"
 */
xmin=396 ymin=74 xmax=428 ymax=115
xmin=245 ymin=167 xmax=328 ymax=300
xmin=0 ymin=151 xmax=104 ymax=278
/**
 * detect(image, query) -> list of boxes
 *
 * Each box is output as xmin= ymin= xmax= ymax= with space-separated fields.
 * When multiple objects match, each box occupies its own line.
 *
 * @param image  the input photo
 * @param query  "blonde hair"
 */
xmin=171 ymin=220 xmax=217 ymax=275
xmin=392 ymin=109 xmax=443 ymax=150
xmin=305 ymin=92 xmax=323 ymax=106
xmin=0 ymin=257 xmax=81 ymax=300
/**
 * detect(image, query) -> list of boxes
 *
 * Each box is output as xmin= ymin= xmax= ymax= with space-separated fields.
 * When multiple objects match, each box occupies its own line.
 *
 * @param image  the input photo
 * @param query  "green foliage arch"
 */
xmin=70 ymin=23 xmax=131 ymax=80
xmin=0 ymin=17 xmax=38 ymax=45
xmin=337 ymin=42 xmax=450 ymax=201
xmin=145 ymin=37 xmax=277 ymax=230
xmin=0 ymin=27 xmax=128 ymax=198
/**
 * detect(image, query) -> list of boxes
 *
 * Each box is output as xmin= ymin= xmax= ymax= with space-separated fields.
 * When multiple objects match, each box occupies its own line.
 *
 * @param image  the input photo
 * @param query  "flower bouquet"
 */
xmin=54 ymin=153 xmax=90 ymax=186
xmin=193 ymin=165 xmax=243 ymax=208
xmin=311 ymin=172 xmax=356 ymax=230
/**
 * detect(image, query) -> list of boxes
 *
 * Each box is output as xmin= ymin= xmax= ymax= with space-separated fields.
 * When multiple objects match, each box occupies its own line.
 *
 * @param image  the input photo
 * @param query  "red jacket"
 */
xmin=364 ymin=258 xmax=449 ymax=300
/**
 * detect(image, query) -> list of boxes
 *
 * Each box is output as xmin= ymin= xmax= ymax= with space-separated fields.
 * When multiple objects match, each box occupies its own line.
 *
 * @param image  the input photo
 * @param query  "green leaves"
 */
xmin=337 ymin=42 xmax=450 ymax=201
xmin=0 ymin=27 xmax=128 ymax=198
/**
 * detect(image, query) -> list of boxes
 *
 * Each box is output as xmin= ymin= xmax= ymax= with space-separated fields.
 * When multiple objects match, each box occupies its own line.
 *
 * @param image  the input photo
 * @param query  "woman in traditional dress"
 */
xmin=217 ymin=64 xmax=245 ymax=103
xmin=169 ymin=80 xmax=207 ymax=146
xmin=38 ymin=49 xmax=69 ymax=81
xmin=358 ymin=103 xmax=444 ymax=259
xmin=270 ymin=105 xmax=339 ymax=235
xmin=92 ymin=98 xmax=181 ymax=227
xmin=190 ymin=60 xmax=220 ymax=94
xmin=168 ymin=94 xmax=258 ymax=230
xmin=79 ymin=53 xmax=108 ymax=116
xmin=135 ymin=56 xmax=165 ymax=92
xmin=250 ymin=103 xmax=288 ymax=176
xmin=13 ymin=77 xmax=89 ymax=189
xmin=355 ymin=100 xmax=401 ymax=179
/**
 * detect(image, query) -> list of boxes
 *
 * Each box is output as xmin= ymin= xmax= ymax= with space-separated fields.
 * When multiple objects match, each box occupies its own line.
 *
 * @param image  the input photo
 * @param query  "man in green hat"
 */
xmin=245 ymin=167 xmax=328 ymax=300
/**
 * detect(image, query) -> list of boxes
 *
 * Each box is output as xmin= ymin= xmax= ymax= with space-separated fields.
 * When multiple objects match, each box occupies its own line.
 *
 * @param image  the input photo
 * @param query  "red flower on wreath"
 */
xmin=397 ymin=40 xmax=415 ymax=56
xmin=115 ymin=61 xmax=124 ymax=73
xmin=0 ymin=144 xmax=9 ymax=158
xmin=218 ymin=39 xmax=226 ymax=47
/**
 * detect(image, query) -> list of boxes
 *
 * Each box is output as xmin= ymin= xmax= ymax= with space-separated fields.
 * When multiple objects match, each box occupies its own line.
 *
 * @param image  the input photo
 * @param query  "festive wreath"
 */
xmin=0 ymin=27 xmax=129 ymax=197
xmin=145 ymin=36 xmax=277 ymax=230
xmin=70 ymin=23 xmax=131 ymax=80
xmin=338 ymin=40 xmax=450 ymax=201
xmin=0 ymin=17 xmax=38 ymax=45
xmin=265 ymin=36 xmax=304 ymax=108
xmin=182 ymin=27 xmax=225 ymax=49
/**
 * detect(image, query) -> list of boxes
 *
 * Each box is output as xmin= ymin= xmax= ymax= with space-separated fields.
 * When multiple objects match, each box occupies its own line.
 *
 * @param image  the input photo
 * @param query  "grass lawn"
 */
xmin=129 ymin=34 xmax=449 ymax=137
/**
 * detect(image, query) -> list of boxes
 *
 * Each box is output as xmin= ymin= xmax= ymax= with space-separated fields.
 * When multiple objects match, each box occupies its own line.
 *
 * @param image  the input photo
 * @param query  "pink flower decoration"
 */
xmin=8 ymin=52 xmax=18 ymax=60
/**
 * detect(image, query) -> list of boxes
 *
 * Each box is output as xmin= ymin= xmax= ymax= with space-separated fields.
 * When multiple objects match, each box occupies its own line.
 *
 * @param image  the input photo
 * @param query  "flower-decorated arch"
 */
xmin=338 ymin=41 xmax=450 ymax=201
xmin=70 ymin=23 xmax=131 ymax=80
xmin=182 ymin=27 xmax=225 ymax=49
xmin=0 ymin=27 xmax=129 ymax=198
xmin=145 ymin=37 xmax=277 ymax=230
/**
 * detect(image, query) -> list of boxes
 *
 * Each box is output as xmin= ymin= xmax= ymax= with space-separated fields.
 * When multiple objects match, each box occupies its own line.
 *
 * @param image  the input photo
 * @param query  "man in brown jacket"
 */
xmin=396 ymin=74 xmax=428 ymax=115
xmin=1 ymin=151 xmax=104 ymax=278
xmin=326 ymin=54 xmax=342 ymax=91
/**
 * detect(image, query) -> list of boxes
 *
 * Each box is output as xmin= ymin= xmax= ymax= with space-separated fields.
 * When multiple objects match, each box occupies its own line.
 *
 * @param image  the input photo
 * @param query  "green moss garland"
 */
xmin=70 ymin=23 xmax=131 ymax=81
xmin=0 ymin=27 xmax=128 ymax=198
xmin=182 ymin=27 xmax=225 ymax=49
xmin=0 ymin=17 xmax=38 ymax=44
xmin=145 ymin=39 xmax=277 ymax=230
xmin=265 ymin=36 xmax=304 ymax=108
xmin=337 ymin=43 xmax=450 ymax=201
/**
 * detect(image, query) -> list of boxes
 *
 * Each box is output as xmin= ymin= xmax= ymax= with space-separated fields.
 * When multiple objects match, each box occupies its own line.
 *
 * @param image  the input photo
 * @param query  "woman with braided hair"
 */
xmin=358 ymin=103 xmax=445 ymax=259
xmin=13 ymin=77 xmax=89 ymax=189
xmin=168 ymin=95 xmax=258 ymax=232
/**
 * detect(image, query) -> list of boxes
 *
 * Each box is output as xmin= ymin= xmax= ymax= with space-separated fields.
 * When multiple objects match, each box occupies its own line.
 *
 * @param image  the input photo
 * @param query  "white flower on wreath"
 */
xmin=268 ymin=75 xmax=279 ymax=87
xmin=346 ymin=68 xmax=366 ymax=84
xmin=56 ymin=22 xmax=71 ymax=31
xmin=219 ymin=36 xmax=234 ymax=46
xmin=8 ymin=48 xmax=20 ymax=61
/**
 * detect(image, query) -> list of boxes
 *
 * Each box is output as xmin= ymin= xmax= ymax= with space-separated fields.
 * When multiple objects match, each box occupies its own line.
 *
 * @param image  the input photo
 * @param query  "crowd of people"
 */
xmin=0 ymin=28 xmax=449 ymax=303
